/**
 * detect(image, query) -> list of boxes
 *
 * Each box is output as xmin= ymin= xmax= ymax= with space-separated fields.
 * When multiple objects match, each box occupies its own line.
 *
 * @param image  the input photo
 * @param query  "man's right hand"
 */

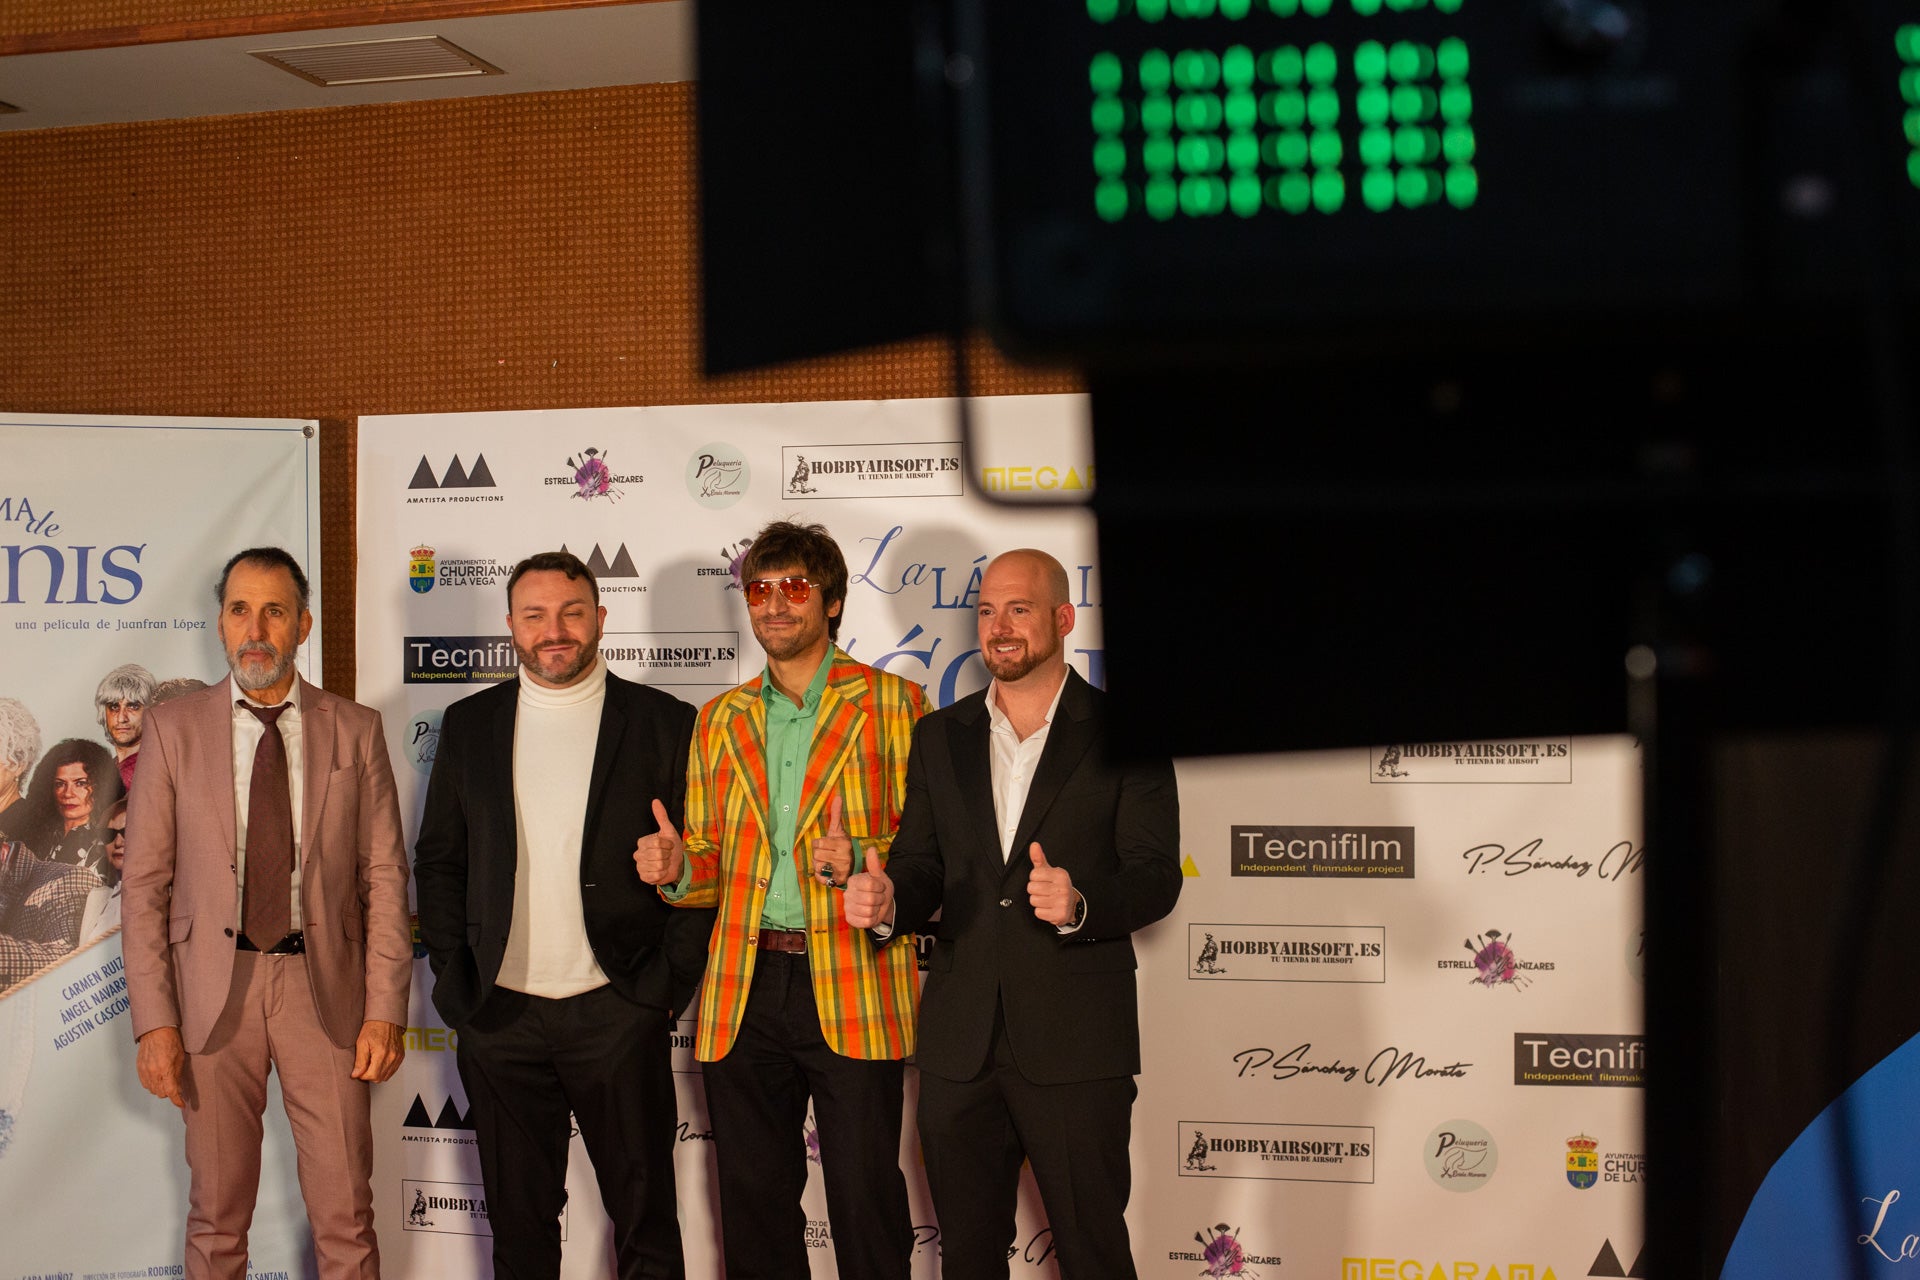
xmin=136 ymin=1026 xmax=186 ymax=1108
xmin=843 ymin=849 xmax=895 ymax=930
xmin=633 ymin=798 xmax=687 ymax=886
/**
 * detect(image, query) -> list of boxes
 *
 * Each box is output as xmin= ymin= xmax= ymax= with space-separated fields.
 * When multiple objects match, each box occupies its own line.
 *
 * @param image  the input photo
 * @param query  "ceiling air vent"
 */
xmin=250 ymin=35 xmax=504 ymax=88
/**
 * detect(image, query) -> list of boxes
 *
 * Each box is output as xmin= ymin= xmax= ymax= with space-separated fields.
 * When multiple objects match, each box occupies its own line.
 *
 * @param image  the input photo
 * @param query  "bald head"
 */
xmin=987 ymin=549 xmax=1072 ymax=609
xmin=977 ymin=549 xmax=1076 ymax=687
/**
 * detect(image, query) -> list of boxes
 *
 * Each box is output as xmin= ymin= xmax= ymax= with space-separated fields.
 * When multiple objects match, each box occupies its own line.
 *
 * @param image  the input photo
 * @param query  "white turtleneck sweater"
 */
xmin=498 ymin=655 xmax=610 ymax=998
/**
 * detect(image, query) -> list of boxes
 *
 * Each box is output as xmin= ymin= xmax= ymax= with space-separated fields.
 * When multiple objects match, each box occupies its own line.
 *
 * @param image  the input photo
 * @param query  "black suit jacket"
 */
xmin=884 ymin=670 xmax=1181 ymax=1086
xmin=414 ymin=671 xmax=709 ymax=1028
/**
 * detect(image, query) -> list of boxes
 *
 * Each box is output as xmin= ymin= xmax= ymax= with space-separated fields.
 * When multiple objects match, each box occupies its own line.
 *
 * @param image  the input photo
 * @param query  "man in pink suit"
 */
xmin=123 ymin=547 xmax=412 ymax=1280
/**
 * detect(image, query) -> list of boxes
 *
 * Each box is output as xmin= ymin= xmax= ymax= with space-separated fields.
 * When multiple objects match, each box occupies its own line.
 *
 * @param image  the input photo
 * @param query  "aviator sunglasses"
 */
xmin=743 ymin=576 xmax=814 ymax=607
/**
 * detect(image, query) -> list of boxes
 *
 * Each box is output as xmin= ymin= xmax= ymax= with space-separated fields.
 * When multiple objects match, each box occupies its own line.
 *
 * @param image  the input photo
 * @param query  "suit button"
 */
xmin=224 ymin=927 xmax=234 ymax=937
xmin=999 ymin=898 xmax=1012 ymax=908
xmin=747 ymin=935 xmax=758 ymax=946
xmin=756 ymin=877 xmax=769 ymax=889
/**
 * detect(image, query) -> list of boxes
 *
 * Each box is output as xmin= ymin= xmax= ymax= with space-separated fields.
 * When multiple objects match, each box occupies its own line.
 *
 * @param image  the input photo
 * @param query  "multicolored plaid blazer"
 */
xmin=676 ymin=650 xmax=924 ymax=1062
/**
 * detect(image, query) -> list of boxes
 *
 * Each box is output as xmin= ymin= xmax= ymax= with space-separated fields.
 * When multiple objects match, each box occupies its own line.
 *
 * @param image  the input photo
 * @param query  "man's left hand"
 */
xmin=1027 ymin=842 xmax=1079 ymax=926
xmin=352 ymin=1020 xmax=406 ymax=1082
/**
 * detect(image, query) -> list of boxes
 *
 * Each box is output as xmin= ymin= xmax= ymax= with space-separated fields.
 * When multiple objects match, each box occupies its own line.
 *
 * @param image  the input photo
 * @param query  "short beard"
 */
xmin=982 ymin=637 xmax=1058 ymax=683
xmin=230 ymin=643 xmax=294 ymax=693
xmin=515 ymin=639 xmax=596 ymax=687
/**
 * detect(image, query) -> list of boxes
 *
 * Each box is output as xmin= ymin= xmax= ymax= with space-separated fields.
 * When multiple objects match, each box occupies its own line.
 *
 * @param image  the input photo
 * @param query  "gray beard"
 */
xmin=230 ymin=649 xmax=293 ymax=692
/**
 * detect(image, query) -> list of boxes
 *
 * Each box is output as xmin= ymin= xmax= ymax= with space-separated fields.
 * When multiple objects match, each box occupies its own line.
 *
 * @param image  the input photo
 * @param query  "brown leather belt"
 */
xmin=237 ymin=931 xmax=305 ymax=955
xmin=757 ymin=928 xmax=806 ymax=954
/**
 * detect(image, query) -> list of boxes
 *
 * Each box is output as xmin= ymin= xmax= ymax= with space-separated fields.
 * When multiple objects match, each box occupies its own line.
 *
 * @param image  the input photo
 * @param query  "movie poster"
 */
xmin=0 ymin=413 xmax=320 ymax=1280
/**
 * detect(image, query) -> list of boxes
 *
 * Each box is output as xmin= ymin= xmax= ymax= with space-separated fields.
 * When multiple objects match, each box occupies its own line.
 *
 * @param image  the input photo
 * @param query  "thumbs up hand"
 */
xmin=813 ymin=794 xmax=853 ymax=888
xmin=843 ymin=848 xmax=895 ymax=930
xmin=1027 ymin=842 xmax=1078 ymax=926
xmin=633 ymin=798 xmax=687 ymax=885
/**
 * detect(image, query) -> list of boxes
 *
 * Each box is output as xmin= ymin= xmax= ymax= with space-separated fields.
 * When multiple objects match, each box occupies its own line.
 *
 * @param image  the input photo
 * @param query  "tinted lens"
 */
xmin=745 ymin=577 xmax=812 ymax=605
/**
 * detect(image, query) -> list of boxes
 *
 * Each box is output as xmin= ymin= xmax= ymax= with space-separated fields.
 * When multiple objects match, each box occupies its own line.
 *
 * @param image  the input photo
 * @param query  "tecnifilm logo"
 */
xmin=1230 ymin=825 xmax=1415 ymax=879
xmin=1514 ymin=1032 xmax=1646 ymax=1087
xmin=1423 ymin=1118 xmax=1498 ymax=1192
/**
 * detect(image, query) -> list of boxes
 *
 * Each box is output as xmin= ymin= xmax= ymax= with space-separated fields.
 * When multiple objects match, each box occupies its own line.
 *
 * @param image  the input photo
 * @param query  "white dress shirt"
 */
xmin=985 ymin=671 xmax=1069 ymax=862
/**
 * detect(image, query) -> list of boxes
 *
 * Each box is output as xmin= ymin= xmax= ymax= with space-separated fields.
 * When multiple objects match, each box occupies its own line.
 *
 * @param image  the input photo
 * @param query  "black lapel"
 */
xmin=583 ymin=674 xmax=628 ymax=861
xmin=947 ymin=695 xmax=1003 ymax=869
xmin=1007 ymin=671 xmax=1098 ymax=873
xmin=490 ymin=679 xmax=519 ymax=819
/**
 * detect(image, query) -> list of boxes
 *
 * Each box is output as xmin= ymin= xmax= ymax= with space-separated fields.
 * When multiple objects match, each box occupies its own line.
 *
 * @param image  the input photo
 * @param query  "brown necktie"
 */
xmin=241 ymin=702 xmax=294 ymax=946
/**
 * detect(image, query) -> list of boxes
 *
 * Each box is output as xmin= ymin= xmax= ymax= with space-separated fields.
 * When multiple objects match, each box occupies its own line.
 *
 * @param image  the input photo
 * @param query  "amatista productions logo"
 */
xmin=1191 ymin=923 xmax=1385 ymax=984
xmin=1437 ymin=927 xmax=1554 ymax=991
xmin=1514 ymin=1033 xmax=1646 ymax=1088
xmin=399 ymin=1092 xmax=476 ymax=1149
xmin=403 ymin=636 xmax=517 ymax=684
xmin=550 ymin=446 xmax=642 ymax=502
xmin=1370 ymin=739 xmax=1571 ymax=784
xmin=1178 ymin=1119 xmax=1374 ymax=1184
xmin=562 ymin=543 xmax=647 ymax=594
xmin=406 ymin=453 xmax=502 ymax=504
xmin=1588 ymin=1239 xmax=1645 ymax=1277
xmin=1230 ymin=826 xmax=1415 ymax=879
xmin=780 ymin=441 xmax=964 ymax=500
xmin=1424 ymin=1119 xmax=1499 ymax=1192
xmin=1566 ymin=1133 xmax=1599 ymax=1189
xmin=1168 ymin=1222 xmax=1281 ymax=1277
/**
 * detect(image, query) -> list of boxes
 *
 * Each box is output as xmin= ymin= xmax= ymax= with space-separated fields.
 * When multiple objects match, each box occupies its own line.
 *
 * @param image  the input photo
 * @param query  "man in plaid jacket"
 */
xmin=0 ymin=839 xmax=93 ymax=992
xmin=636 ymin=519 xmax=922 ymax=1279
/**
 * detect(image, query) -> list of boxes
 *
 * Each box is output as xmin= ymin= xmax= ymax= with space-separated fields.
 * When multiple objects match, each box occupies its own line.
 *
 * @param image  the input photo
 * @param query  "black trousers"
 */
xmin=700 ymin=949 xmax=912 ymax=1280
xmin=456 ymin=983 xmax=684 ymax=1280
xmin=916 ymin=1007 xmax=1139 ymax=1280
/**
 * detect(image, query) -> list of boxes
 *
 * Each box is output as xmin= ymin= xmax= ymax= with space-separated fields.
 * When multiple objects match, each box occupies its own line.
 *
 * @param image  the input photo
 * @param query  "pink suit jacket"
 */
xmin=122 ymin=677 xmax=411 ymax=1054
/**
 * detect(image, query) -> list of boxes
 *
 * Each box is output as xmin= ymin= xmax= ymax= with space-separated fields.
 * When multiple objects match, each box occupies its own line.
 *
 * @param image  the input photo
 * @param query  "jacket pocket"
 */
xmin=1063 ymin=943 xmax=1138 ymax=974
xmin=341 ymin=912 xmax=364 ymax=940
xmin=168 ymin=914 xmax=193 ymax=943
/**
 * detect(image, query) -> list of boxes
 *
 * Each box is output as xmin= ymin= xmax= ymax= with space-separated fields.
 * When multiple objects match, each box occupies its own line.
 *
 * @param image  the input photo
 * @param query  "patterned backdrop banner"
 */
xmin=0 ymin=413 xmax=321 ymax=1280
xmin=354 ymin=396 xmax=1646 ymax=1280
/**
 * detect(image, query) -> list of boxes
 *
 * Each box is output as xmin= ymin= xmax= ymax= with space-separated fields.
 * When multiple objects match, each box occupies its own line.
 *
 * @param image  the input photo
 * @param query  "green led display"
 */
xmin=1090 ymin=0 xmax=1463 ymax=17
xmin=1087 ymin=1 xmax=1475 ymax=220
xmin=1903 ymin=26 xmax=1920 ymax=190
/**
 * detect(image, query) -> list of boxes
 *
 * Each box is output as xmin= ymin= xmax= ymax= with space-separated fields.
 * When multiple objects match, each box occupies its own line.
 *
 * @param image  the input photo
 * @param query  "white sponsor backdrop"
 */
xmin=356 ymin=397 xmax=1645 ymax=1280
xmin=0 ymin=414 xmax=321 ymax=1280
